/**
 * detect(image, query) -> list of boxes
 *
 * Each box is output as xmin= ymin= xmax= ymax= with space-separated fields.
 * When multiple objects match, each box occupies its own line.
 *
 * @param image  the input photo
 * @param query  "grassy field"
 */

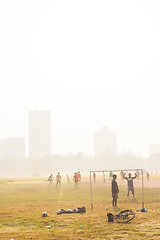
xmin=0 ymin=176 xmax=160 ymax=239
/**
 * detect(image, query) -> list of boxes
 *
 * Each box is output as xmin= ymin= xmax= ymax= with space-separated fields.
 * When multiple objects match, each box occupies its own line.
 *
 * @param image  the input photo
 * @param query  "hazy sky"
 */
xmin=0 ymin=0 xmax=160 ymax=157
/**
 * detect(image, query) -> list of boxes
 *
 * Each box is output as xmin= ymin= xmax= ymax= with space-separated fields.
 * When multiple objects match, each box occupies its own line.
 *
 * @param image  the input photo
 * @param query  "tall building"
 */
xmin=28 ymin=110 xmax=51 ymax=158
xmin=0 ymin=138 xmax=25 ymax=159
xmin=94 ymin=127 xmax=117 ymax=156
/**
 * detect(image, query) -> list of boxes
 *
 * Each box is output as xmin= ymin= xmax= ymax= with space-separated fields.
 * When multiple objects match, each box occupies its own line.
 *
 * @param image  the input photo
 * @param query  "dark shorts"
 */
xmin=112 ymin=193 xmax=118 ymax=199
xmin=128 ymin=186 xmax=134 ymax=195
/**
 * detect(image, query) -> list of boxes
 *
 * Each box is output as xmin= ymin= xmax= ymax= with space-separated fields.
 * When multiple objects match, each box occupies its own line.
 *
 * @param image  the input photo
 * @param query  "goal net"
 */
xmin=90 ymin=169 xmax=144 ymax=210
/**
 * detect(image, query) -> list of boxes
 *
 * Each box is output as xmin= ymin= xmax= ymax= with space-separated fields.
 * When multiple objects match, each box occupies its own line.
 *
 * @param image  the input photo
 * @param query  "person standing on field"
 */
xmin=66 ymin=174 xmax=70 ymax=183
xmin=103 ymin=171 xmax=106 ymax=183
xmin=136 ymin=170 xmax=140 ymax=179
xmin=124 ymin=173 xmax=137 ymax=198
xmin=120 ymin=170 xmax=124 ymax=180
xmin=73 ymin=172 xmax=79 ymax=188
xmin=146 ymin=171 xmax=150 ymax=181
xmin=78 ymin=171 xmax=81 ymax=183
xmin=109 ymin=171 xmax=113 ymax=183
xmin=93 ymin=172 xmax=96 ymax=182
xmin=48 ymin=174 xmax=53 ymax=184
xmin=112 ymin=174 xmax=119 ymax=206
xmin=56 ymin=172 xmax=61 ymax=187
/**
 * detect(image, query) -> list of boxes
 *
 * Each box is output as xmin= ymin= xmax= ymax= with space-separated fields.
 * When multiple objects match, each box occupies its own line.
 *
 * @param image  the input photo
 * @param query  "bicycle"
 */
xmin=106 ymin=209 xmax=136 ymax=223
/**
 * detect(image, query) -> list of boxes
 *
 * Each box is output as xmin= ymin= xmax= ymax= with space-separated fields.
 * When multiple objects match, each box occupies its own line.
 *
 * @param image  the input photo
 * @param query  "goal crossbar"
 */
xmin=90 ymin=168 xmax=144 ymax=210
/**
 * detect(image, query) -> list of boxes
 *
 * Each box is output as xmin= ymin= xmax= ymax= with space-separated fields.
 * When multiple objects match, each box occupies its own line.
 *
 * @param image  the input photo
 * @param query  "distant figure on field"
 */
xmin=112 ymin=174 xmax=119 ymax=206
xmin=73 ymin=172 xmax=79 ymax=188
xmin=78 ymin=171 xmax=81 ymax=183
xmin=120 ymin=170 xmax=124 ymax=180
xmin=146 ymin=171 xmax=150 ymax=181
xmin=103 ymin=171 xmax=106 ymax=183
xmin=66 ymin=174 xmax=70 ymax=183
xmin=93 ymin=172 xmax=96 ymax=182
xmin=56 ymin=172 xmax=61 ymax=187
xmin=48 ymin=174 xmax=53 ymax=184
xmin=124 ymin=173 xmax=137 ymax=198
xmin=109 ymin=171 xmax=113 ymax=183
xmin=136 ymin=170 xmax=140 ymax=179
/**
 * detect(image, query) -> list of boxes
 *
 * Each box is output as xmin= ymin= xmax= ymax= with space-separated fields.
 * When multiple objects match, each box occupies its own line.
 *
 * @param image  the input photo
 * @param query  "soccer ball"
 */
xmin=42 ymin=211 xmax=48 ymax=217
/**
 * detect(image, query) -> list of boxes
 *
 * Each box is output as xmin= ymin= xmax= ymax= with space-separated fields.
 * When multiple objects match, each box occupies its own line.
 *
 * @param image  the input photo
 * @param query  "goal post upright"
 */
xmin=90 ymin=171 xmax=93 ymax=210
xmin=141 ymin=169 xmax=144 ymax=209
xmin=90 ymin=168 xmax=144 ymax=210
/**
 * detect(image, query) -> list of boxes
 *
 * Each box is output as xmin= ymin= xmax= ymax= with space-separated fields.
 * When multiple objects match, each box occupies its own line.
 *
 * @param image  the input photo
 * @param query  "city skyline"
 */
xmin=0 ymin=109 xmax=159 ymax=158
xmin=94 ymin=127 xmax=117 ymax=156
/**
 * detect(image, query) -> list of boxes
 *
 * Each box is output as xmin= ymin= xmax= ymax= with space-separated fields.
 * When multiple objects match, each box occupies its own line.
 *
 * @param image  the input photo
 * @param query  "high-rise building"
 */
xmin=93 ymin=127 xmax=117 ymax=156
xmin=28 ymin=110 xmax=51 ymax=158
xmin=0 ymin=138 xmax=25 ymax=159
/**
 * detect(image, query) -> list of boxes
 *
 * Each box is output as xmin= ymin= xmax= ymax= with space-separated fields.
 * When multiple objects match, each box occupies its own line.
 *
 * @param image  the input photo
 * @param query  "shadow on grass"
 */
xmin=112 ymin=206 xmax=121 ymax=212
xmin=129 ymin=197 xmax=139 ymax=203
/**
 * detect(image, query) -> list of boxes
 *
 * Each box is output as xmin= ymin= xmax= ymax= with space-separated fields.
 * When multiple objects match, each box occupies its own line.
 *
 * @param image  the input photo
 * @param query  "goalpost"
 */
xmin=90 ymin=168 xmax=144 ymax=210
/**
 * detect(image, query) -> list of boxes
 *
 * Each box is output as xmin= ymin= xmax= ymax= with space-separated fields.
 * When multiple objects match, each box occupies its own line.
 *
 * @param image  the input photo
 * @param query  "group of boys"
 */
xmin=73 ymin=172 xmax=81 ymax=188
xmin=48 ymin=171 xmax=81 ymax=188
xmin=94 ymin=171 xmax=113 ymax=183
xmin=48 ymin=171 xmax=137 ymax=206
xmin=48 ymin=172 xmax=61 ymax=186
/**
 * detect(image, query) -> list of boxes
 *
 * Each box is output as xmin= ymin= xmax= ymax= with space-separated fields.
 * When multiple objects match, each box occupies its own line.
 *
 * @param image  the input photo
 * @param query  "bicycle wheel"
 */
xmin=115 ymin=209 xmax=135 ymax=223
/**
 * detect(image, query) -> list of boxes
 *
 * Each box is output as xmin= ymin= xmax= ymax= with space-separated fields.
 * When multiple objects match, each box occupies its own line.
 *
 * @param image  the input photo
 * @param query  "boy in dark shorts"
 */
xmin=112 ymin=174 xmax=119 ymax=206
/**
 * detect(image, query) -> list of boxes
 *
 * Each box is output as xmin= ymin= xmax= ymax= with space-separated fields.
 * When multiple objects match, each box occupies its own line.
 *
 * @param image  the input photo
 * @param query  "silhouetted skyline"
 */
xmin=0 ymin=110 xmax=159 ymax=159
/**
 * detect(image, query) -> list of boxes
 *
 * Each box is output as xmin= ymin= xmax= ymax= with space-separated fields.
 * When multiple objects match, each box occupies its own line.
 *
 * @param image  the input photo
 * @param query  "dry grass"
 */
xmin=0 ymin=176 xmax=159 ymax=239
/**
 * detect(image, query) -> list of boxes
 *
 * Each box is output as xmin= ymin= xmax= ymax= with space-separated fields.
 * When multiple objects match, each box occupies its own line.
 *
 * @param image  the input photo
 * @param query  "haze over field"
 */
xmin=1 ymin=0 xmax=160 ymax=167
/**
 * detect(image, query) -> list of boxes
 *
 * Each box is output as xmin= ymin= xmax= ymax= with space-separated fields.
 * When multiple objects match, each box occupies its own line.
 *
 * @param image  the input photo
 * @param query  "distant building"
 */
xmin=93 ymin=127 xmax=117 ymax=156
xmin=0 ymin=138 xmax=25 ymax=159
xmin=28 ymin=110 xmax=51 ymax=158
xmin=149 ymin=144 xmax=160 ymax=156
